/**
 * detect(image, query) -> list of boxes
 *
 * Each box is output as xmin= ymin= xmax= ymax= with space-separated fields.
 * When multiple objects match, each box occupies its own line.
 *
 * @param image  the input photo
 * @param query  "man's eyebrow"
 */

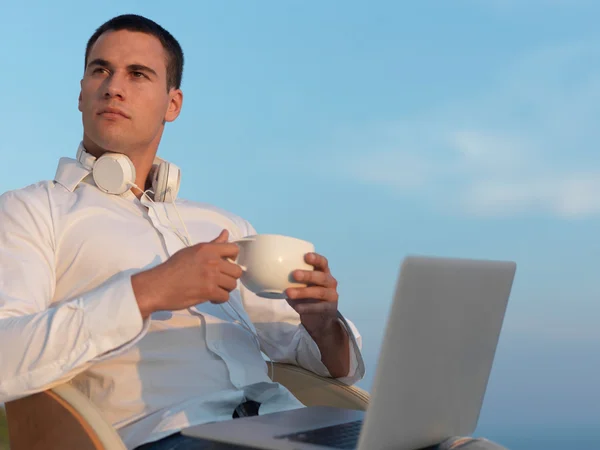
xmin=87 ymin=58 xmax=111 ymax=69
xmin=128 ymin=64 xmax=158 ymax=77
xmin=85 ymin=59 xmax=158 ymax=78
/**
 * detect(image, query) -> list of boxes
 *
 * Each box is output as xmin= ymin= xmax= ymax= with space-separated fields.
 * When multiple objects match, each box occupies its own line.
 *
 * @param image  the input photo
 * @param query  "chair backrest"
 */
xmin=6 ymin=363 xmax=370 ymax=450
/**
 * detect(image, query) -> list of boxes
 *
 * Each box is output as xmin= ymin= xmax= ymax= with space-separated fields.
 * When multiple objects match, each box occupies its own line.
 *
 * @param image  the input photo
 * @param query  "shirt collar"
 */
xmin=54 ymin=143 xmax=91 ymax=192
xmin=53 ymin=143 xmax=167 ymax=201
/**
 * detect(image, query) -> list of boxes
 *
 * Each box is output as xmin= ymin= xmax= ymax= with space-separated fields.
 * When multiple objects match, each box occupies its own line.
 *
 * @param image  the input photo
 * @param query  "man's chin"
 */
xmin=84 ymin=133 xmax=132 ymax=155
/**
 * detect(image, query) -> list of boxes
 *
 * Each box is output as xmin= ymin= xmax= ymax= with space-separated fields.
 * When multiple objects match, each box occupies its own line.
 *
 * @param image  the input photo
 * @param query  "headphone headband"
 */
xmin=76 ymin=144 xmax=96 ymax=170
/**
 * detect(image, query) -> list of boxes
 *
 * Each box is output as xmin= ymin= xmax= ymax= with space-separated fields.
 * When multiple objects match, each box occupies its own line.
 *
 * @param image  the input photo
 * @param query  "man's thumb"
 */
xmin=211 ymin=229 xmax=230 ymax=243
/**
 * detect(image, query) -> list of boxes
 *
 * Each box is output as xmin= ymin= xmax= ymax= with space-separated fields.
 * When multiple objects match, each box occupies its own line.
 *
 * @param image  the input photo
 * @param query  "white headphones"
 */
xmin=76 ymin=144 xmax=181 ymax=203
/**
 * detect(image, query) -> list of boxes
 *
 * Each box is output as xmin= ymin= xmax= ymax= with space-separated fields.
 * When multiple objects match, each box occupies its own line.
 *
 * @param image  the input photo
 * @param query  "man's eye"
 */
xmin=132 ymin=71 xmax=146 ymax=78
xmin=93 ymin=67 xmax=108 ymax=75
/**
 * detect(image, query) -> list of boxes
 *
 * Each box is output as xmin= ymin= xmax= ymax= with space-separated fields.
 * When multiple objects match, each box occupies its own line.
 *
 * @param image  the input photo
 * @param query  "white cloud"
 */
xmin=326 ymin=41 xmax=600 ymax=218
xmin=463 ymin=175 xmax=600 ymax=217
xmin=343 ymin=150 xmax=429 ymax=190
xmin=505 ymin=317 xmax=600 ymax=343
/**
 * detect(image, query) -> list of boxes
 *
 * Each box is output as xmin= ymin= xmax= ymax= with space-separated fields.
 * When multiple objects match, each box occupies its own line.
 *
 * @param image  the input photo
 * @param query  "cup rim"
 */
xmin=242 ymin=234 xmax=314 ymax=246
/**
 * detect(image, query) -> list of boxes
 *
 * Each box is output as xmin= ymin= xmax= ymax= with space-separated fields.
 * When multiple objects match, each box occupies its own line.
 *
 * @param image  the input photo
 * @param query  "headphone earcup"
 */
xmin=92 ymin=153 xmax=136 ymax=195
xmin=152 ymin=161 xmax=181 ymax=203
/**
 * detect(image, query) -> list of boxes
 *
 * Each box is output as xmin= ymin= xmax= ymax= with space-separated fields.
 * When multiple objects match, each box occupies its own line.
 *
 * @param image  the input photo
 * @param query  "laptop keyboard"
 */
xmin=275 ymin=420 xmax=363 ymax=449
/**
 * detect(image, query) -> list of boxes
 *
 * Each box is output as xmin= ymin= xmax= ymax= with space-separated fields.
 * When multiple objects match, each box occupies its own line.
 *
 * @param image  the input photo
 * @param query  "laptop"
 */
xmin=182 ymin=255 xmax=517 ymax=449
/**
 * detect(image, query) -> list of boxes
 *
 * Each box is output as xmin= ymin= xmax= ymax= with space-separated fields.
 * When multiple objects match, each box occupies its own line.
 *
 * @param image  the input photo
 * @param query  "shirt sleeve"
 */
xmin=0 ymin=186 xmax=150 ymax=403
xmin=236 ymin=221 xmax=365 ymax=386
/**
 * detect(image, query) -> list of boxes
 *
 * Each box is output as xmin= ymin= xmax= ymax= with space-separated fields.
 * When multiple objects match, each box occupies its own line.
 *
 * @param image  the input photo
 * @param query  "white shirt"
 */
xmin=0 ymin=151 xmax=365 ymax=449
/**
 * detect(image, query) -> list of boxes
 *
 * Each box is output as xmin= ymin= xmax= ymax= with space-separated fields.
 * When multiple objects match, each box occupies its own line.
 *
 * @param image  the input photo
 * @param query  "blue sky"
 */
xmin=1 ymin=0 xmax=598 ymax=438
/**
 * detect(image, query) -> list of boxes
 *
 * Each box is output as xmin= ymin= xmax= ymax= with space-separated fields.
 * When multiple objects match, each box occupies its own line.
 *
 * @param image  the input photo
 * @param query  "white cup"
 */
xmin=232 ymin=234 xmax=315 ymax=299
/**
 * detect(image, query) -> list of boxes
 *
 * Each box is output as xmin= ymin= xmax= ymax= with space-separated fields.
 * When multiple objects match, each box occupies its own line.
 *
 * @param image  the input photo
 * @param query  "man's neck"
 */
xmin=81 ymin=137 xmax=159 ymax=199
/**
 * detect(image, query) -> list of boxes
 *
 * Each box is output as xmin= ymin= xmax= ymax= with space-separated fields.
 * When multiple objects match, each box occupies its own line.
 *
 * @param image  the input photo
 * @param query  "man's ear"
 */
xmin=164 ymin=89 xmax=183 ymax=123
xmin=78 ymin=79 xmax=83 ymax=112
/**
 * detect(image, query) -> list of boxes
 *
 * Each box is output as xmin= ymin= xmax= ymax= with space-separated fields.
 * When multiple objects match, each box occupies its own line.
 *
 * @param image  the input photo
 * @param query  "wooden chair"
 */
xmin=5 ymin=363 xmax=370 ymax=450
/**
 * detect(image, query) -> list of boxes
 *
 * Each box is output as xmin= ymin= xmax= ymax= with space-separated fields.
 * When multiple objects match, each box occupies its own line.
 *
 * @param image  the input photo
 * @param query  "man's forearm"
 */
xmin=306 ymin=319 xmax=350 ymax=378
xmin=132 ymin=266 xmax=164 ymax=319
xmin=0 ymin=275 xmax=143 ymax=403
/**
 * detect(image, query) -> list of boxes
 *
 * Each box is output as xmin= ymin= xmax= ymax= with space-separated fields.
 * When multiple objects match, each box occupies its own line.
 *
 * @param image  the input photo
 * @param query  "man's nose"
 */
xmin=102 ymin=73 xmax=126 ymax=100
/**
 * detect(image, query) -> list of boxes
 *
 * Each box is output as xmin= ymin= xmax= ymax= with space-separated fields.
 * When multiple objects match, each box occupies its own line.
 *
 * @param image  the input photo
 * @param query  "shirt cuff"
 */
xmin=296 ymin=312 xmax=365 ymax=385
xmin=83 ymin=272 xmax=150 ymax=363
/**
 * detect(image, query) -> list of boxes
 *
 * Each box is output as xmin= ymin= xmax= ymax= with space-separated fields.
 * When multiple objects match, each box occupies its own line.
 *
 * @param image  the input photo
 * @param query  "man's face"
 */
xmin=79 ymin=30 xmax=182 ymax=155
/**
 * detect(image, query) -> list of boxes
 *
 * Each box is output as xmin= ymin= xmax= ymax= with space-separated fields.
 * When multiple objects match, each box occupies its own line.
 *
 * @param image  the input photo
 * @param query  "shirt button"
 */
xmin=213 ymin=342 xmax=221 ymax=350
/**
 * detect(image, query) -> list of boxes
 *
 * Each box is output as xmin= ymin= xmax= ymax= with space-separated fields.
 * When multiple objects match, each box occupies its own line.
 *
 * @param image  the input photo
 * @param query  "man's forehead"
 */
xmin=88 ymin=30 xmax=167 ymax=71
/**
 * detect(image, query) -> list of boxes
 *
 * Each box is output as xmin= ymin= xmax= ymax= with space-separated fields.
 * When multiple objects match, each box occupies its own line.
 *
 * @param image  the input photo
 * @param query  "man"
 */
xmin=0 ymin=14 xmax=504 ymax=450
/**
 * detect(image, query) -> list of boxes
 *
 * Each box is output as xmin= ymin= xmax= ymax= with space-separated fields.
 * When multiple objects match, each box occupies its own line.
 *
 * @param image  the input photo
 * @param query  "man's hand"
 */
xmin=285 ymin=252 xmax=339 ymax=334
xmin=132 ymin=230 xmax=242 ymax=318
xmin=285 ymin=253 xmax=350 ymax=378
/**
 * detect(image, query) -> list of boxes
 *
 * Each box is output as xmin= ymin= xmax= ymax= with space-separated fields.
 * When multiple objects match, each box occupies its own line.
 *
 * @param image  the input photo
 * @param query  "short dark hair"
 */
xmin=84 ymin=14 xmax=184 ymax=91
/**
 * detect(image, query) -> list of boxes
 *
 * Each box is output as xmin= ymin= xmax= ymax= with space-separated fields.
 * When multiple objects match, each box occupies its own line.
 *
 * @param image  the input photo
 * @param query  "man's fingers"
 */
xmin=305 ymin=252 xmax=330 ymax=272
xmin=292 ymin=270 xmax=334 ymax=287
xmin=286 ymin=286 xmax=338 ymax=302
xmin=208 ymin=286 xmax=231 ymax=304
xmin=218 ymin=273 xmax=239 ymax=292
xmin=219 ymin=259 xmax=244 ymax=279
xmin=215 ymin=242 xmax=240 ymax=258
xmin=211 ymin=229 xmax=230 ymax=243
xmin=191 ymin=230 xmax=237 ymax=256
xmin=290 ymin=299 xmax=337 ymax=315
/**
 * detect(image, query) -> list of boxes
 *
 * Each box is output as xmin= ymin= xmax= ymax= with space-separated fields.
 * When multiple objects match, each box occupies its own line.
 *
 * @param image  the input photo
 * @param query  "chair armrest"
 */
xmin=5 ymin=384 xmax=126 ymax=450
xmin=269 ymin=362 xmax=370 ymax=411
xmin=5 ymin=362 xmax=370 ymax=450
